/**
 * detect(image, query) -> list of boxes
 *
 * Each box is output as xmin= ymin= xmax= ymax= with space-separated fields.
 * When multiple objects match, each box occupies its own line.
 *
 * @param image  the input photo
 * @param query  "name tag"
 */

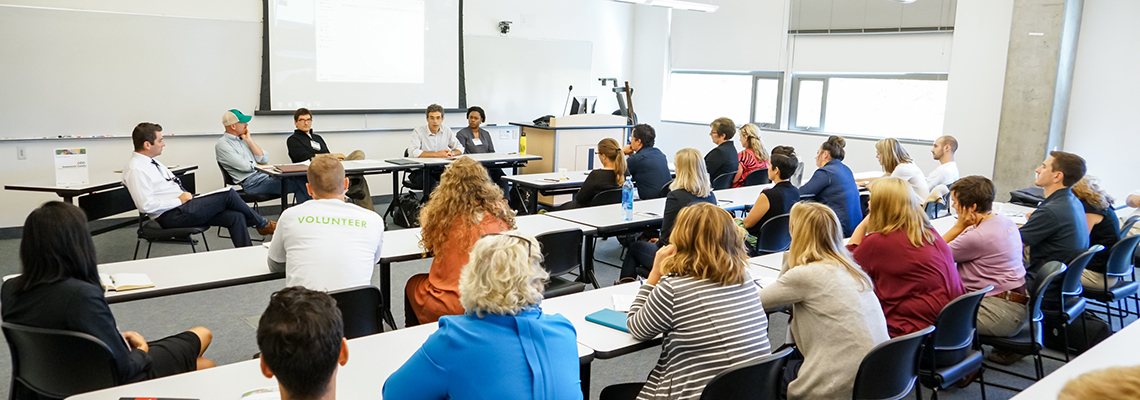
xmin=472 ymin=138 xmax=483 ymax=146
xmin=311 ymin=141 xmax=321 ymax=150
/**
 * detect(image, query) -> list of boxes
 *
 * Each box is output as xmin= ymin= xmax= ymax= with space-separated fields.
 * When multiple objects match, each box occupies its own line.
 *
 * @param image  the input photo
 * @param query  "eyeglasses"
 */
xmin=480 ymin=233 xmax=535 ymax=260
xmin=297 ymin=118 xmax=312 ymax=122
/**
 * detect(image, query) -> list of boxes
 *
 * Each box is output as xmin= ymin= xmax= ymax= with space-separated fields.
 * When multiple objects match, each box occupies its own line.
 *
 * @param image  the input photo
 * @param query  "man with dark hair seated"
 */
xmin=257 ymin=287 xmax=349 ymax=400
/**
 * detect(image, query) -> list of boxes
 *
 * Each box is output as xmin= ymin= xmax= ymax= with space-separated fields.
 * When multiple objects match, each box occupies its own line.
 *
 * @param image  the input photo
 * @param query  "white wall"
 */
xmin=1063 ymin=0 xmax=1140 ymax=201
xmin=0 ymin=0 xmax=634 ymax=228
xmin=790 ymin=32 xmax=953 ymax=73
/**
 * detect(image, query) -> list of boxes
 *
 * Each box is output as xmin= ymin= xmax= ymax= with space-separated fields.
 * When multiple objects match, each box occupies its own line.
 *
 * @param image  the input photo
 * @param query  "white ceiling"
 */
xmin=789 ymin=0 xmax=958 ymax=32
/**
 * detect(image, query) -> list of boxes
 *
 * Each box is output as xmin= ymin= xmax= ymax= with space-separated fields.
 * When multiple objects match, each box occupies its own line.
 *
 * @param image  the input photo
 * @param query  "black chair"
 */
xmin=1042 ymin=245 xmax=1104 ymax=362
xmin=711 ymin=170 xmax=737 ymax=190
xmin=753 ymin=214 xmax=791 ymax=255
xmin=1120 ymin=215 xmax=1138 ymax=236
xmin=217 ymin=162 xmax=277 ymax=241
xmin=658 ymin=179 xmax=675 ymax=198
xmin=699 ymin=347 xmax=793 ymax=400
xmin=1082 ymin=234 xmax=1140 ymax=329
xmin=537 ymin=228 xmax=587 ymax=298
xmin=2 ymin=322 xmax=121 ymax=399
xmin=918 ymin=286 xmax=993 ymax=400
xmin=134 ymin=213 xmax=209 ymax=260
xmin=743 ymin=168 xmax=771 ymax=186
xmin=980 ymin=261 xmax=1067 ymax=389
xmin=590 ymin=188 xmax=624 ymax=206
xmin=852 ymin=325 xmax=935 ymax=400
xmin=329 ymin=285 xmax=395 ymax=337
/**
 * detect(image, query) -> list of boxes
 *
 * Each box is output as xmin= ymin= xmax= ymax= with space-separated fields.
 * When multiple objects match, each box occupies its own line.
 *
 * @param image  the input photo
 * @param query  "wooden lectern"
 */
xmin=510 ymin=114 xmax=633 ymax=175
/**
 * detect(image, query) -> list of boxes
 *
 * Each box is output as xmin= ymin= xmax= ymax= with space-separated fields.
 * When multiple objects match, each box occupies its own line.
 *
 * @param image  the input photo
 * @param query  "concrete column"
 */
xmin=991 ymin=0 xmax=1076 ymax=198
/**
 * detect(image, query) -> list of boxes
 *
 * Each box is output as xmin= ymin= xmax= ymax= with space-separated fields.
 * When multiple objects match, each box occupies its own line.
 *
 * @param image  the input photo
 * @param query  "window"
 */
xmin=789 ymin=74 xmax=948 ymax=141
xmin=662 ymin=71 xmax=783 ymax=128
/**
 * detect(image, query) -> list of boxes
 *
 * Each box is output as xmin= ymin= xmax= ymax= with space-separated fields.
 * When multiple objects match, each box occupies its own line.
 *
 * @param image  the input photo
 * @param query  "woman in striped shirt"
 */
xmin=601 ymin=202 xmax=771 ymax=400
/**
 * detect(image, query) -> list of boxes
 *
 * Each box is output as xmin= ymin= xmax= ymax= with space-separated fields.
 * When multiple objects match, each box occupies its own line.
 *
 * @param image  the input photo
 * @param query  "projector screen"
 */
xmin=264 ymin=0 xmax=463 ymax=112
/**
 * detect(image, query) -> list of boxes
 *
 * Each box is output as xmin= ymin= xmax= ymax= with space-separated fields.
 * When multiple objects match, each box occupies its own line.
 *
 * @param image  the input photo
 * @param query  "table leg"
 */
xmin=529 ymin=187 xmax=539 ymax=215
xmin=580 ymin=362 xmax=591 ymax=399
xmin=280 ymin=177 xmax=289 ymax=210
xmin=380 ymin=261 xmax=393 ymax=328
xmin=63 ymin=195 xmax=74 ymax=204
xmin=583 ymin=233 xmax=600 ymax=288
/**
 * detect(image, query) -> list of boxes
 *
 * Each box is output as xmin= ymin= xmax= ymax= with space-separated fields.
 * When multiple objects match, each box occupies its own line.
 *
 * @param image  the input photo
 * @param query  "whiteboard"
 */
xmin=463 ymin=36 xmax=593 ymax=125
xmin=0 ymin=5 xmax=261 ymax=139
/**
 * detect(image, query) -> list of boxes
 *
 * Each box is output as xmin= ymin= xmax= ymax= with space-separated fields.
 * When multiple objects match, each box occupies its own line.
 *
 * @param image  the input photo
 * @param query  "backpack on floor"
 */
xmin=1043 ymin=310 xmax=1112 ymax=355
xmin=392 ymin=192 xmax=421 ymax=228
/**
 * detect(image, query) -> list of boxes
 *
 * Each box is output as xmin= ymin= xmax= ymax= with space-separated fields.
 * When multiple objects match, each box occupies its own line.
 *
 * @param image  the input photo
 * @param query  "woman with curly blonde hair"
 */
xmin=404 ymin=156 xmax=516 ymax=326
xmin=1072 ymin=176 xmax=1121 ymax=289
xmin=385 ymin=233 xmax=582 ymax=399
xmin=732 ymin=124 xmax=769 ymax=188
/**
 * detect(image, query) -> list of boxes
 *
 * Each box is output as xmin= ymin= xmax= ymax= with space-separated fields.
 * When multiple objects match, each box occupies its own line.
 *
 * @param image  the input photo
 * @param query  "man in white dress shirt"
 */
xmin=406 ymin=104 xmax=463 ymax=195
xmin=926 ymin=135 xmax=960 ymax=190
xmin=123 ymin=122 xmax=275 ymax=248
xmin=267 ymin=154 xmax=384 ymax=291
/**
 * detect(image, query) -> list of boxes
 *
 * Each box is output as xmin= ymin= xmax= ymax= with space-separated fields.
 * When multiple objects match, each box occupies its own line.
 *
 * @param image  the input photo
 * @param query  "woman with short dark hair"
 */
xmin=1 ymin=202 xmax=214 ymax=391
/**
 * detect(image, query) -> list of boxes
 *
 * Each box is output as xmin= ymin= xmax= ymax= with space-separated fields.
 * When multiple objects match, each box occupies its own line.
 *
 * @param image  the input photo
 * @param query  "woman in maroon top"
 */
xmin=847 ymin=177 xmax=965 ymax=337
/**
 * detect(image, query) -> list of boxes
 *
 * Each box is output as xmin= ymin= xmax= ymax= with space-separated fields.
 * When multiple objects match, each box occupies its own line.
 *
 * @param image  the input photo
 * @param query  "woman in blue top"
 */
xmin=799 ymin=135 xmax=863 ymax=237
xmin=383 ymin=232 xmax=582 ymax=400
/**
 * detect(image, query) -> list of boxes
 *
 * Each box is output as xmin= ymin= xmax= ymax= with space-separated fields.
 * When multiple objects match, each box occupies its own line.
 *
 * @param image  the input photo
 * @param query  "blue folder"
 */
xmin=585 ymin=308 xmax=629 ymax=332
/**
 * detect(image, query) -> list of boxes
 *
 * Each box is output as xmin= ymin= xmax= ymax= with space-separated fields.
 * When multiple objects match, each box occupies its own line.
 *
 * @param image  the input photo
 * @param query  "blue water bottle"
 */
xmin=621 ymin=179 xmax=634 ymax=221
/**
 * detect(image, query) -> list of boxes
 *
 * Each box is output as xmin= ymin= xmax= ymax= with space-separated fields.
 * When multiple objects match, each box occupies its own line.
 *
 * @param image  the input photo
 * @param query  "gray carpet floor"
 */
xmin=0 ymin=201 xmax=1130 ymax=399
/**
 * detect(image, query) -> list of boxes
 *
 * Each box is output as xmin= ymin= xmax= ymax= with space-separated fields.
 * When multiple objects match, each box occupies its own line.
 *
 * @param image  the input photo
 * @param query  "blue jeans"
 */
xmin=241 ymin=172 xmax=311 ymax=203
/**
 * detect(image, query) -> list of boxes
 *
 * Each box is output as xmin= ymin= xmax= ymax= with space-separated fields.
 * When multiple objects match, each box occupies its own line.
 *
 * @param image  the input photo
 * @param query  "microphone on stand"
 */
xmin=562 ymin=85 xmax=574 ymax=116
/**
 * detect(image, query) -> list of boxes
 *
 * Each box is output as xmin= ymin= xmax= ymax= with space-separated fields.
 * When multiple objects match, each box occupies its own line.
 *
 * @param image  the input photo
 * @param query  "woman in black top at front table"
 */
xmin=455 ymin=106 xmax=506 ymax=188
xmin=0 ymin=202 xmax=215 ymax=394
xmin=739 ymin=146 xmax=800 ymax=255
xmin=554 ymin=138 xmax=626 ymax=210
xmin=618 ymin=148 xmax=717 ymax=281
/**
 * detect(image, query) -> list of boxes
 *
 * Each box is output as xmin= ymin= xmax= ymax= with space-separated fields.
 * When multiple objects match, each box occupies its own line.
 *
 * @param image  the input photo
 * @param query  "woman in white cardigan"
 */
xmin=759 ymin=202 xmax=890 ymax=399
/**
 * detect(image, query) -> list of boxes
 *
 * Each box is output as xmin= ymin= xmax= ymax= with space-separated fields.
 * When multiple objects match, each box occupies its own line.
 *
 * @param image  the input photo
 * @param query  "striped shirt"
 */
xmin=627 ymin=275 xmax=771 ymax=400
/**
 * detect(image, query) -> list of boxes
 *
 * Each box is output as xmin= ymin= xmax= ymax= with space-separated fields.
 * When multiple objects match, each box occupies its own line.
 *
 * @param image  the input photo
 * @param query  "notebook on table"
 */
xmin=274 ymin=163 xmax=308 ymax=173
xmin=585 ymin=309 xmax=629 ymax=333
xmin=99 ymin=273 xmax=154 ymax=291
xmin=385 ymin=158 xmax=419 ymax=165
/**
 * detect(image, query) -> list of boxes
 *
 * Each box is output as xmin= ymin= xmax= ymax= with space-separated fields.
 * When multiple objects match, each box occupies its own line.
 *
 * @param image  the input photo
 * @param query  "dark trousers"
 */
xmin=157 ymin=189 xmax=268 ymax=247
xmin=599 ymin=382 xmax=644 ymax=400
xmin=408 ymin=169 xmax=443 ymax=201
xmin=620 ymin=241 xmax=659 ymax=279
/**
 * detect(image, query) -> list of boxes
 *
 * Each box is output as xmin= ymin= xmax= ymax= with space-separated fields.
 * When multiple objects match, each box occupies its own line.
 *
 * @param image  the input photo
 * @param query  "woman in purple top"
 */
xmin=941 ymin=176 xmax=1027 ymax=337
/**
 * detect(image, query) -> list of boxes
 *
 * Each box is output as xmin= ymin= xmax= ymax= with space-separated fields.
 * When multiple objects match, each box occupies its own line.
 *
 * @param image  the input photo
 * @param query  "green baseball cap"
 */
xmin=222 ymin=109 xmax=252 ymax=126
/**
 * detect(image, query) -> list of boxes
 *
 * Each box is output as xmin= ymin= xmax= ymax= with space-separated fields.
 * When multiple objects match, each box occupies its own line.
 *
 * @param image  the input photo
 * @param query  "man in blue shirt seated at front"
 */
xmin=257 ymin=287 xmax=349 ymax=400
xmin=622 ymin=124 xmax=671 ymax=200
xmin=216 ymin=109 xmax=311 ymax=204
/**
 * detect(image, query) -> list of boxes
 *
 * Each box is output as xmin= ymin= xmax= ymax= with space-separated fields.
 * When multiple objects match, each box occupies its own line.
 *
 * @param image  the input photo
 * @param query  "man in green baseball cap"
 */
xmin=216 ymin=109 xmax=311 ymax=203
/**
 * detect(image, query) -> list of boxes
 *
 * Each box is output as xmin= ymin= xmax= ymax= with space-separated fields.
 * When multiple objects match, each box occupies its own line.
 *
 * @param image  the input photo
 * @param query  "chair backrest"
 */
xmin=700 ymin=347 xmax=793 ymax=400
xmin=328 ymin=286 xmax=384 ymax=339
xmin=923 ymin=201 xmax=946 ymax=220
xmin=852 ymin=325 xmax=935 ymax=400
xmin=658 ymin=179 xmax=675 ymax=198
xmin=2 ymin=322 xmax=121 ymax=398
xmin=926 ymin=286 xmax=992 ymax=367
xmin=755 ymin=214 xmax=791 ymax=253
xmin=1121 ymin=215 xmax=1139 ymax=236
xmin=1105 ymin=234 xmax=1140 ymax=276
xmin=1028 ymin=261 xmax=1068 ymax=323
xmin=712 ymin=170 xmax=737 ymax=190
xmin=591 ymin=188 xmax=624 ymax=206
xmin=217 ymin=162 xmax=237 ymax=186
xmin=743 ymin=168 xmax=771 ymax=186
xmin=1061 ymin=245 xmax=1106 ymax=296
xmin=536 ymin=228 xmax=584 ymax=277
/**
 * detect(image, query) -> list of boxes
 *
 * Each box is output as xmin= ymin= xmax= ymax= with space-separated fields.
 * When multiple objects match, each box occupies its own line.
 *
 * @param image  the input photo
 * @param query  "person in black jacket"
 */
xmin=554 ymin=138 xmax=626 ymax=210
xmin=286 ymin=108 xmax=374 ymax=211
xmin=618 ymin=148 xmax=717 ymax=281
xmin=1 ymin=202 xmax=214 ymax=393
xmin=622 ymin=124 xmax=671 ymax=200
xmin=704 ymin=117 xmax=740 ymax=189
xmin=739 ymin=146 xmax=800 ymax=255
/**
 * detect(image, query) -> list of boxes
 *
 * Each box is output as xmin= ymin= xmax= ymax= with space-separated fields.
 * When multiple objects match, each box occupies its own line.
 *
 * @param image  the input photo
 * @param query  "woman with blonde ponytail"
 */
xmin=732 ymin=124 xmax=770 ymax=188
xmin=555 ymin=138 xmax=625 ymax=210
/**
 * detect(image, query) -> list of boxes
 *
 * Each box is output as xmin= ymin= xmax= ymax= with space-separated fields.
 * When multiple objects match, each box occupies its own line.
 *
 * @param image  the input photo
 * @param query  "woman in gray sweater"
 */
xmin=759 ymin=202 xmax=890 ymax=399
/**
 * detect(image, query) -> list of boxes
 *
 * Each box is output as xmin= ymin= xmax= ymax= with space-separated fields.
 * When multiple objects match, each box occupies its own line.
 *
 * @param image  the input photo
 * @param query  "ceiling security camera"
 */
xmin=499 ymin=21 xmax=512 ymax=36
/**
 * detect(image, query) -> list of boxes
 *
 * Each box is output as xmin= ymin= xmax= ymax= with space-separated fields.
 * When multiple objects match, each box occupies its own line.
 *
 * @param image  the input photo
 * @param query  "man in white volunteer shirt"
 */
xmin=268 ymin=154 xmax=384 ymax=291
xmin=927 ymin=135 xmax=960 ymax=190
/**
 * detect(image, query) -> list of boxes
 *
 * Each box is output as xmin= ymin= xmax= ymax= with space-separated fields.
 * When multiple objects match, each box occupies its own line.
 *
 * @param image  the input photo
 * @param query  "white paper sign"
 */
xmin=54 ymin=148 xmax=89 ymax=186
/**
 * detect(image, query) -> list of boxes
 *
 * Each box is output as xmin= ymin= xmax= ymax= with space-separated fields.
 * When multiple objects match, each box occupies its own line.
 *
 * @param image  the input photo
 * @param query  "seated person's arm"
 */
xmin=846 ymin=218 xmax=870 ymax=246
xmin=758 ymin=267 xmax=810 ymax=312
xmin=627 ymin=256 xmax=676 ymax=341
xmin=741 ymin=193 xmax=771 ymax=229
xmin=1129 ymin=192 xmax=1140 ymax=208
xmin=122 ymin=168 xmax=185 ymax=214
xmin=382 ymin=335 xmax=450 ymax=400
xmin=1085 ymin=212 xmax=1104 ymax=234
xmin=797 ymin=169 xmax=830 ymax=196
xmin=217 ymin=144 xmax=258 ymax=173
xmin=70 ymin=285 xmax=153 ymax=380
xmin=267 ymin=235 xmax=286 ymax=273
xmin=575 ymin=171 xmax=605 ymax=206
xmin=449 ymin=134 xmax=464 ymax=155
xmin=1018 ymin=208 xmax=1057 ymax=247
xmin=286 ymin=135 xmax=317 ymax=163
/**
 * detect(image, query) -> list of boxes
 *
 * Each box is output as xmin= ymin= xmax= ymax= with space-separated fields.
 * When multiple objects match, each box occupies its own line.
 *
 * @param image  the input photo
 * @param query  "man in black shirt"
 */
xmin=622 ymin=124 xmax=671 ymax=199
xmin=704 ymin=117 xmax=739 ymax=189
xmin=286 ymin=108 xmax=374 ymax=211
